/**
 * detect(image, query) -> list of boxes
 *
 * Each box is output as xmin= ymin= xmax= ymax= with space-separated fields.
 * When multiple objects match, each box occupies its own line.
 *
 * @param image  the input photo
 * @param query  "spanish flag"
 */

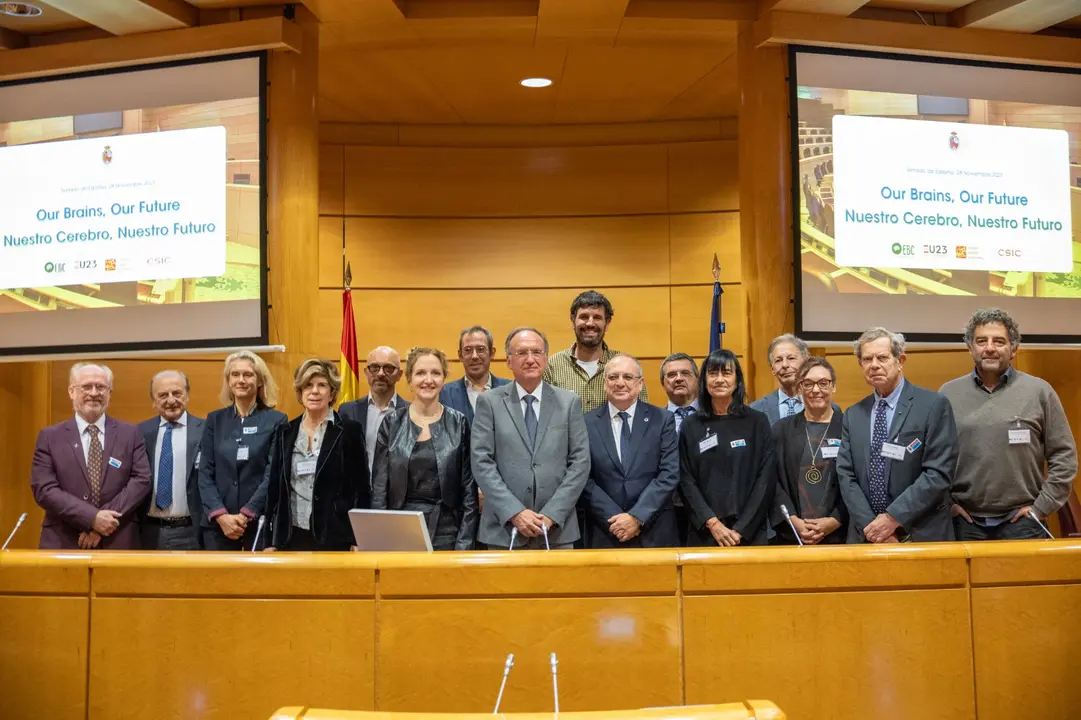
xmin=339 ymin=287 xmax=361 ymax=405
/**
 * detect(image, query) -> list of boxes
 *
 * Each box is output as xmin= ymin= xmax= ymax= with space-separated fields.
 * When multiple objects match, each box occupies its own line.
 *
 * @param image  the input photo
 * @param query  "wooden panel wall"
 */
xmin=318 ymin=121 xmax=744 ymax=404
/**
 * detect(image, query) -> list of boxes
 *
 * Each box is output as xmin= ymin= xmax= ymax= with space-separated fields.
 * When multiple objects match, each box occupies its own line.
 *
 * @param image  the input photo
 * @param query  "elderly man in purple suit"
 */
xmin=31 ymin=362 xmax=151 ymax=550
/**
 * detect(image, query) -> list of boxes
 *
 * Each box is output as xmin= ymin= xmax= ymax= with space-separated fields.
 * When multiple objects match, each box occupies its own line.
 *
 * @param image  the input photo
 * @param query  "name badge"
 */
xmin=880 ymin=442 xmax=906 ymax=460
xmin=698 ymin=434 xmax=718 ymax=453
xmin=194 ymin=450 xmax=201 ymax=470
xmin=906 ymin=438 xmax=923 ymax=454
xmin=296 ymin=458 xmax=318 ymax=475
xmin=730 ymin=438 xmax=747 ymax=449
xmin=236 ymin=446 xmax=250 ymax=462
xmin=108 ymin=457 xmax=122 ymax=469
xmin=243 ymin=426 xmax=258 ymax=435
xmin=827 ymin=438 xmax=841 ymax=447
xmin=1009 ymin=428 xmax=1031 ymax=444
xmin=821 ymin=446 xmax=839 ymax=459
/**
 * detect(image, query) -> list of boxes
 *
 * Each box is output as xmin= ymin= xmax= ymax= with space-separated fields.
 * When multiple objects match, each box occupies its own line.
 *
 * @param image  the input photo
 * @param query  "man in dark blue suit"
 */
xmin=138 ymin=370 xmax=205 ymax=550
xmin=582 ymin=354 xmax=680 ymax=548
xmin=439 ymin=326 xmax=510 ymax=423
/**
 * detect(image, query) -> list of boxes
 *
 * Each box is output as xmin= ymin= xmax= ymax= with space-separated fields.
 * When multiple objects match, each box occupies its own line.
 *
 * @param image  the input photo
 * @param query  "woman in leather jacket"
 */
xmin=371 ymin=347 xmax=479 ymax=550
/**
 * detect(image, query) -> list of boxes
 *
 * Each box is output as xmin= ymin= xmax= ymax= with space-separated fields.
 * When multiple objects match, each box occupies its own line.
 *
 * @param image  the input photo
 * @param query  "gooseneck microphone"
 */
xmin=780 ymin=505 xmax=805 ymax=547
xmin=2 ymin=512 xmax=28 ymax=551
xmin=507 ymin=526 xmax=518 ymax=551
xmin=550 ymin=652 xmax=560 ymax=713
xmin=251 ymin=516 xmax=266 ymax=552
xmin=541 ymin=523 xmax=550 ymax=551
xmin=492 ymin=653 xmax=515 ymax=713
xmin=1028 ymin=512 xmax=1055 ymax=539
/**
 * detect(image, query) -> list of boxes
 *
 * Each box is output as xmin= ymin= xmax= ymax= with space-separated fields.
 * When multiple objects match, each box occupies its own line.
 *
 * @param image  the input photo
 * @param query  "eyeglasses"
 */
xmin=799 ymin=379 xmax=834 ymax=392
xmin=461 ymin=346 xmax=490 ymax=357
xmin=664 ymin=369 xmax=695 ymax=380
xmin=605 ymin=373 xmax=642 ymax=383
xmin=367 ymin=364 xmax=399 ymax=376
xmin=512 ymin=349 xmax=547 ymax=359
xmin=75 ymin=383 xmax=110 ymax=394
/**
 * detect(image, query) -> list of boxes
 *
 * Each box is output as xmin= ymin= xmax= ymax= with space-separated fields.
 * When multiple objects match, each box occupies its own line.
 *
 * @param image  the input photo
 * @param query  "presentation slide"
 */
xmin=792 ymin=48 xmax=1081 ymax=341
xmin=0 ymin=55 xmax=265 ymax=354
xmin=0 ymin=127 xmax=227 ymax=289
xmin=833 ymin=116 xmax=1071 ymax=273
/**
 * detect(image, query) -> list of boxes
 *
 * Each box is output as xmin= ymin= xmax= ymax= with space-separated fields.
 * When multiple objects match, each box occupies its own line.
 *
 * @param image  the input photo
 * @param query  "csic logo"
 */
xmin=44 ymin=261 xmax=66 ymax=273
xmin=956 ymin=246 xmax=967 ymax=259
xmin=949 ymin=132 xmax=959 ymax=150
xmin=999 ymin=248 xmax=1023 ymax=258
xmin=146 ymin=256 xmax=172 ymax=266
xmin=891 ymin=243 xmax=915 ymax=256
xmin=922 ymin=244 xmax=948 ymax=255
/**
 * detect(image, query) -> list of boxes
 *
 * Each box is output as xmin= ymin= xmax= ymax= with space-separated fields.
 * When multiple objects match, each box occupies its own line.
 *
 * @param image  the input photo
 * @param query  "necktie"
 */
xmin=86 ymin=424 xmax=103 ymax=506
xmin=617 ymin=411 xmax=632 ymax=469
xmin=156 ymin=422 xmax=175 ymax=510
xmin=523 ymin=395 xmax=538 ymax=448
xmin=869 ymin=399 xmax=890 ymax=514
xmin=674 ymin=407 xmax=688 ymax=434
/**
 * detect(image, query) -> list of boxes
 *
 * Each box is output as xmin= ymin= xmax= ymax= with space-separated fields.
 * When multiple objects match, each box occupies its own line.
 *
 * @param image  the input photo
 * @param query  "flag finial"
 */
xmin=712 ymin=253 xmax=720 ymax=282
xmin=344 ymin=262 xmax=352 ymax=290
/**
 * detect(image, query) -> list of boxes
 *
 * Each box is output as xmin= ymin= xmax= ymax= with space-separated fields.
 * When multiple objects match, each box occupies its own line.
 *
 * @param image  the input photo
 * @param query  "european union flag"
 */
xmin=709 ymin=279 xmax=725 ymax=353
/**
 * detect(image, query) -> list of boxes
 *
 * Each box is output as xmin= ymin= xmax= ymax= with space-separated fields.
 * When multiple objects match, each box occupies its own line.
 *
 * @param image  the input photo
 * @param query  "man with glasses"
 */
xmin=30 ymin=362 xmax=151 ymax=549
xmin=472 ymin=327 xmax=590 ymax=550
xmin=440 ymin=325 xmax=510 ymax=423
xmin=582 ymin=354 xmax=679 ymax=548
xmin=339 ymin=346 xmax=410 ymax=475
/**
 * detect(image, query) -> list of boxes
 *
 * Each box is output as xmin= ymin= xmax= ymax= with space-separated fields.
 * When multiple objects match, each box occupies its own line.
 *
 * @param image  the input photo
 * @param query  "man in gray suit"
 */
xmin=138 ymin=370 xmax=205 ymax=550
xmin=748 ymin=334 xmax=810 ymax=426
xmin=471 ymin=327 xmax=591 ymax=549
xmin=836 ymin=327 xmax=959 ymax=543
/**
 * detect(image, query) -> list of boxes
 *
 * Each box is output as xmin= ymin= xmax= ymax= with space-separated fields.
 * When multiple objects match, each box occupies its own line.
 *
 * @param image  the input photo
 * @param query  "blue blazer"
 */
xmin=138 ymin=413 xmax=205 ymax=525
xmin=439 ymin=375 xmax=510 ymax=423
xmin=582 ymin=402 xmax=680 ymax=548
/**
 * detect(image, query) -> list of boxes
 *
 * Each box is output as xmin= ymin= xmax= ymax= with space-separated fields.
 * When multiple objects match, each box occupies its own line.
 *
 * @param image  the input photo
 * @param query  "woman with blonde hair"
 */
xmin=198 ymin=350 xmax=288 ymax=550
xmin=263 ymin=358 xmax=370 ymax=551
xmin=372 ymin=347 xmax=478 ymax=550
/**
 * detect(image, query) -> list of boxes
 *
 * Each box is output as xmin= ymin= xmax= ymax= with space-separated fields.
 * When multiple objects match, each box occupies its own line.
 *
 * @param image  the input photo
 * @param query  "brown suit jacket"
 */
xmin=31 ymin=416 xmax=152 ymax=550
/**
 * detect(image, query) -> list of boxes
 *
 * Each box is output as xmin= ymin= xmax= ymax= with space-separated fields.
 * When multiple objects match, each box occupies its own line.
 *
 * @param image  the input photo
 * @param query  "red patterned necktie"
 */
xmin=86 ymin=425 xmax=103 ymax=506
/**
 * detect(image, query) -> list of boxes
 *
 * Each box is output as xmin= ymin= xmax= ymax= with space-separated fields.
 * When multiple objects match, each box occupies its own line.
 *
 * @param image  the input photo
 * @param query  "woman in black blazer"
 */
xmin=198 ymin=350 xmax=289 ymax=550
xmin=679 ymin=349 xmax=775 ymax=547
xmin=772 ymin=356 xmax=847 ymax=545
xmin=372 ymin=347 xmax=479 ymax=551
xmin=264 ymin=358 xmax=370 ymax=551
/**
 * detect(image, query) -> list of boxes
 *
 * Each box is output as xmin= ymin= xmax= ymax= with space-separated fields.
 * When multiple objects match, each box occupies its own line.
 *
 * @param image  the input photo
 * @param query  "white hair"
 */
xmin=854 ymin=327 xmax=906 ymax=359
xmin=69 ymin=362 xmax=113 ymax=388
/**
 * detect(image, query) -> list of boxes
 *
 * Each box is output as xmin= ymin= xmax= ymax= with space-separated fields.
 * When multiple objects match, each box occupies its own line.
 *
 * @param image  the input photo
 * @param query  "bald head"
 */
xmin=365 ymin=345 xmax=402 ymax=399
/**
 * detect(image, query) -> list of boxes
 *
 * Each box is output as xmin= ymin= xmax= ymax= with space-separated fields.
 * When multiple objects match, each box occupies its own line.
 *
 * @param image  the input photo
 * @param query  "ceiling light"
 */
xmin=520 ymin=78 xmax=552 ymax=88
xmin=1 ymin=2 xmax=42 ymax=17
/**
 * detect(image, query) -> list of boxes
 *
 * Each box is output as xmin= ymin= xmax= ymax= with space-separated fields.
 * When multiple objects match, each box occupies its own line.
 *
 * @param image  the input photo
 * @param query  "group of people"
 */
xmin=29 ymin=290 xmax=1077 ymax=552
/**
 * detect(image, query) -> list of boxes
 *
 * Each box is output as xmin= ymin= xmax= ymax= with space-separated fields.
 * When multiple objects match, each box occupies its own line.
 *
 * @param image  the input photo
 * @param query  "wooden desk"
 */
xmin=270 ymin=701 xmax=785 ymax=719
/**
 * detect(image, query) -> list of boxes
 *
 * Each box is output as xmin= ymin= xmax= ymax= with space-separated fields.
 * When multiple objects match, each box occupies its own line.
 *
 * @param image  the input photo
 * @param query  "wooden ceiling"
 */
xmin=0 ymin=0 xmax=1079 ymax=124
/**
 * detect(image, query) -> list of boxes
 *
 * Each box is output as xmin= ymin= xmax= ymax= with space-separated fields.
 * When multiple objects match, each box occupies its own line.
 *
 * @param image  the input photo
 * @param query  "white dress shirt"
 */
xmin=149 ymin=412 xmax=189 ymax=519
xmin=365 ymin=394 xmax=399 ymax=473
xmin=515 ymin=382 xmax=543 ymax=419
xmin=666 ymin=399 xmax=698 ymax=434
xmin=465 ymin=373 xmax=494 ymax=412
xmin=776 ymin=389 xmax=804 ymax=419
xmin=74 ymin=413 xmax=107 ymax=465
xmin=609 ymin=400 xmax=638 ymax=462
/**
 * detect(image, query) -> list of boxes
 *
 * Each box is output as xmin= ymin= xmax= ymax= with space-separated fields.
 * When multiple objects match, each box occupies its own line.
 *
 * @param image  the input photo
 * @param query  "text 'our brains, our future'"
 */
xmin=2 ymin=200 xmax=218 ymax=246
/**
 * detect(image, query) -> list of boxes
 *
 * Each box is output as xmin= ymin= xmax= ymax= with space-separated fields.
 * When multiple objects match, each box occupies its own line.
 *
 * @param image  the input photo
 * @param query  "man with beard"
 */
xmin=339 ymin=346 xmax=411 ymax=475
xmin=30 ymin=362 xmax=151 ymax=549
xmin=543 ymin=290 xmax=647 ymax=414
xmin=940 ymin=308 xmax=1076 ymax=540
xmin=440 ymin=325 xmax=511 ymax=423
xmin=137 ymin=370 xmax=205 ymax=549
xmin=749 ymin=334 xmax=810 ymax=426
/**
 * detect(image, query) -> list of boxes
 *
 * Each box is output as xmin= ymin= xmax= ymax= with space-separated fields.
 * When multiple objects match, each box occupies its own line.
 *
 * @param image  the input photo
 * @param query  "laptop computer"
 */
xmin=348 ymin=509 xmax=433 ymax=552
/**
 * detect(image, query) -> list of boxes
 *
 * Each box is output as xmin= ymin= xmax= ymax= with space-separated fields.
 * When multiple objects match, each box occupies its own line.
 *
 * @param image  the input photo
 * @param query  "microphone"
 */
xmin=2 ymin=512 xmax=27 ymax=551
xmin=251 ymin=516 xmax=266 ymax=552
xmin=492 ymin=653 xmax=515 ymax=713
xmin=550 ymin=652 xmax=560 ymax=713
xmin=508 ymin=526 xmax=518 ymax=551
xmin=1028 ymin=511 xmax=1055 ymax=539
xmin=541 ymin=523 xmax=550 ymax=551
xmin=779 ymin=505 xmax=805 ymax=547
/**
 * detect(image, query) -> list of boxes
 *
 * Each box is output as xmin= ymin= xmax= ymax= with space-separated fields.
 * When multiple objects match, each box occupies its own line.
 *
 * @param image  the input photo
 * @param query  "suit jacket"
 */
xmin=198 ymin=404 xmax=288 ymax=527
xmin=471 ymin=381 xmax=590 ymax=547
xmin=439 ymin=374 xmax=511 ymax=423
xmin=836 ymin=380 xmax=959 ymax=543
xmin=264 ymin=412 xmax=370 ymax=550
xmin=771 ymin=411 xmax=847 ymax=544
xmin=31 ymin=416 xmax=152 ymax=550
xmin=371 ymin=406 xmax=479 ymax=550
xmin=138 ymin=414 xmax=205 ymax=525
xmin=582 ymin=402 xmax=679 ymax=548
xmin=338 ymin=394 xmax=411 ymax=426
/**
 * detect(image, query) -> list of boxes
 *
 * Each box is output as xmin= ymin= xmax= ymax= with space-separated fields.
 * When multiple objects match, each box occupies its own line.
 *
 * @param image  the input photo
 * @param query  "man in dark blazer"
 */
xmin=583 ymin=354 xmax=679 ymax=548
xmin=748 ymin=334 xmax=810 ymax=426
xmin=31 ymin=363 xmax=151 ymax=550
xmin=440 ymin=325 xmax=510 ymax=423
xmin=338 ymin=345 xmax=410 ymax=475
xmin=138 ymin=371 xmax=205 ymax=550
xmin=837 ymin=327 xmax=959 ymax=543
